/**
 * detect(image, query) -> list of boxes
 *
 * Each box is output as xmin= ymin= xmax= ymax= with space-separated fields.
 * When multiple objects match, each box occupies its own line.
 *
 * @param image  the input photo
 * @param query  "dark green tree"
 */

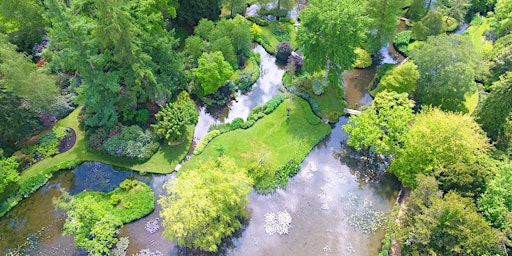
xmin=152 ymin=102 xmax=198 ymax=144
xmin=177 ymin=0 xmax=221 ymax=26
xmin=222 ymin=0 xmax=246 ymax=17
xmin=364 ymin=0 xmax=404 ymax=54
xmin=297 ymin=0 xmax=370 ymax=79
xmin=493 ymin=0 xmax=512 ymax=37
xmin=434 ymin=0 xmax=471 ymax=22
xmin=476 ymin=72 xmax=512 ymax=150
xmin=409 ymin=34 xmax=483 ymax=113
xmin=412 ymin=11 xmax=444 ymax=40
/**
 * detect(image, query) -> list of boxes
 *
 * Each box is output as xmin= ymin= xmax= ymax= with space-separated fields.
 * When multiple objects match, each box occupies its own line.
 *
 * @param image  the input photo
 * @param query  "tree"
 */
xmin=475 ymin=72 xmax=512 ymax=150
xmin=44 ymin=0 xmax=183 ymax=129
xmin=389 ymin=108 xmax=494 ymax=197
xmin=479 ymin=163 xmax=512 ymax=251
xmin=159 ymin=157 xmax=253 ymax=252
xmin=343 ymin=91 xmax=415 ymax=155
xmin=222 ymin=0 xmax=246 ymax=17
xmin=489 ymin=42 xmax=512 ymax=83
xmin=0 ymin=0 xmax=48 ymax=54
xmin=434 ymin=0 xmax=471 ymax=23
xmin=213 ymin=15 xmax=252 ymax=55
xmin=372 ymin=61 xmax=420 ymax=95
xmin=0 ymin=156 xmax=20 ymax=194
xmin=409 ymin=34 xmax=483 ymax=113
xmin=296 ymin=0 xmax=370 ymax=79
xmin=258 ymin=0 xmax=296 ymax=15
xmin=412 ymin=11 xmax=444 ymax=40
xmin=152 ymin=102 xmax=198 ymax=144
xmin=193 ymin=51 xmax=233 ymax=96
xmin=55 ymin=192 xmax=121 ymax=256
xmin=399 ymin=175 xmax=503 ymax=255
xmin=177 ymin=0 xmax=221 ymax=26
xmin=276 ymin=41 xmax=293 ymax=64
xmin=493 ymin=0 xmax=512 ymax=38
xmin=364 ymin=0 xmax=404 ymax=54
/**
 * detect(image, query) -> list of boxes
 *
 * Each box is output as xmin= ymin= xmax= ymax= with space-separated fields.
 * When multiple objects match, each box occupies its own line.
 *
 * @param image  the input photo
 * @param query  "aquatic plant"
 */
xmin=264 ymin=210 xmax=292 ymax=235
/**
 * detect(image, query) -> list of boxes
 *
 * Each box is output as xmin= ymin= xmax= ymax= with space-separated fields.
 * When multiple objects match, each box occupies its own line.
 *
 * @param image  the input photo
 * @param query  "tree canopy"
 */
xmin=389 ymin=108 xmax=494 ymax=197
xmin=193 ymin=51 xmax=234 ymax=96
xmin=159 ymin=157 xmax=252 ymax=252
xmin=343 ymin=91 xmax=415 ymax=156
xmin=409 ymin=34 xmax=483 ymax=113
xmin=373 ymin=61 xmax=420 ymax=95
xmin=364 ymin=0 xmax=404 ymax=54
xmin=296 ymin=0 xmax=370 ymax=79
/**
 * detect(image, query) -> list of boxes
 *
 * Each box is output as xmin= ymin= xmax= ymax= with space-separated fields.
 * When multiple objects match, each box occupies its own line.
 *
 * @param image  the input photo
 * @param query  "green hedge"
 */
xmin=194 ymin=130 xmax=221 ymax=155
xmin=246 ymin=16 xmax=269 ymax=26
xmin=394 ymin=30 xmax=413 ymax=56
xmin=300 ymin=100 xmax=322 ymax=125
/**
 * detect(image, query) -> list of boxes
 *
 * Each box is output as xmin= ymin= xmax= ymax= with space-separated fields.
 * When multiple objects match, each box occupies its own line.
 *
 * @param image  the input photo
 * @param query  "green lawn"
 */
xmin=181 ymin=96 xmax=331 ymax=172
xmin=310 ymin=84 xmax=346 ymax=122
xmin=259 ymin=21 xmax=297 ymax=54
xmin=19 ymin=108 xmax=193 ymax=183
xmin=464 ymin=16 xmax=490 ymax=52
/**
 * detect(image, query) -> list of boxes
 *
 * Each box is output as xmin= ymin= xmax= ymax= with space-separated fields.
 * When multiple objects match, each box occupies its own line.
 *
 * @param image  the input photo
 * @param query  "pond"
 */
xmin=0 ymin=45 xmax=402 ymax=255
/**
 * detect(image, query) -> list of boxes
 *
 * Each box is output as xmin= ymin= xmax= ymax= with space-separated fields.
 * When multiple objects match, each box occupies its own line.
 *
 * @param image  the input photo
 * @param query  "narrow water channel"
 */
xmin=1 ymin=45 xmax=402 ymax=255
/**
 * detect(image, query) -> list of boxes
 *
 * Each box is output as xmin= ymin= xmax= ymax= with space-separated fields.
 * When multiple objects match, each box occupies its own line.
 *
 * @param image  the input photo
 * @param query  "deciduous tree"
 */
xmin=373 ymin=61 xmax=420 ymax=95
xmin=193 ymin=51 xmax=233 ymax=96
xmin=343 ymin=91 xmax=415 ymax=155
xmin=159 ymin=157 xmax=252 ymax=252
xmin=296 ymin=0 xmax=370 ymax=79
xmin=364 ymin=0 xmax=404 ymax=54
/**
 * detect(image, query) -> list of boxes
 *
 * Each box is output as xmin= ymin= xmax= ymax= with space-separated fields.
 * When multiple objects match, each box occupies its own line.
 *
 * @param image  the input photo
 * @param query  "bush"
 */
xmin=230 ymin=118 xmax=244 ymax=130
xmin=288 ymin=52 xmax=303 ymax=71
xmin=119 ymin=179 xmax=136 ymax=190
xmin=279 ymin=17 xmax=296 ymax=25
xmin=353 ymin=48 xmax=372 ymax=68
xmin=263 ymin=95 xmax=285 ymax=114
xmin=152 ymin=103 xmax=198 ymax=144
xmin=442 ymin=16 xmax=458 ymax=32
xmin=209 ymin=123 xmax=232 ymax=133
xmin=19 ymin=173 xmax=50 ymax=198
xmin=103 ymin=125 xmax=159 ymax=161
xmin=49 ymin=96 xmax=75 ymax=120
xmin=86 ymin=127 xmax=109 ymax=152
xmin=194 ymin=130 xmax=221 ymax=155
xmin=110 ymin=194 xmax=122 ymax=205
xmin=298 ymin=93 xmax=321 ymax=117
xmin=276 ymin=41 xmax=293 ymax=64
xmin=312 ymin=78 xmax=327 ymax=96
xmin=470 ymin=14 xmax=483 ymax=26
xmin=246 ymin=16 xmax=269 ymax=26
xmin=257 ymin=7 xmax=288 ymax=18
xmin=394 ymin=30 xmax=413 ymax=55
xmin=250 ymin=23 xmax=263 ymax=39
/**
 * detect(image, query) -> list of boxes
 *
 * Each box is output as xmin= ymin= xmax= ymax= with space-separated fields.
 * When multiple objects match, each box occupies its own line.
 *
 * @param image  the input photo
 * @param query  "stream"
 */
xmin=0 ymin=44 xmax=403 ymax=255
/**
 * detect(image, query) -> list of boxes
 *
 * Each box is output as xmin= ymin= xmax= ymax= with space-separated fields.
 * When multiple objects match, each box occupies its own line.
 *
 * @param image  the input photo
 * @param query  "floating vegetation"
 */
xmin=133 ymin=249 xmax=163 ymax=256
xmin=344 ymin=193 xmax=386 ymax=234
xmin=145 ymin=218 xmax=160 ymax=234
xmin=264 ymin=210 xmax=292 ymax=235
xmin=318 ymin=185 xmax=333 ymax=210
xmin=111 ymin=237 xmax=129 ymax=256
xmin=323 ymin=245 xmax=332 ymax=253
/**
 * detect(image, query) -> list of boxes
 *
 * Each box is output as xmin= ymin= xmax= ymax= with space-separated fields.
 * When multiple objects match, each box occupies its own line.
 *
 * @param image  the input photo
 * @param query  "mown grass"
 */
xmin=310 ymin=84 xmax=346 ymax=122
xmin=463 ymin=16 xmax=490 ymax=52
xmin=19 ymin=107 xmax=193 ymax=184
xmin=181 ymin=95 xmax=331 ymax=172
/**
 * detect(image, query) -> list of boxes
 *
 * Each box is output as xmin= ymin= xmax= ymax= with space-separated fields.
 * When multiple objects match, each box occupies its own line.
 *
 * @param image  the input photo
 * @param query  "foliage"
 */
xmin=393 ymin=30 xmax=413 ymax=56
xmin=412 ymin=11 xmax=444 ymax=41
xmin=275 ymin=41 xmax=293 ymax=64
xmin=44 ymin=0 xmax=184 ymax=129
xmin=297 ymin=0 xmax=370 ymax=78
xmin=312 ymin=78 xmax=327 ymax=96
xmin=441 ymin=16 xmax=458 ymax=32
xmin=103 ymin=125 xmax=159 ymax=161
xmin=153 ymin=102 xmax=198 ymax=144
xmin=489 ymin=40 xmax=512 ymax=83
xmin=194 ymin=130 xmax=222 ymax=155
xmin=364 ymin=0 xmax=404 ymax=54
xmin=398 ymin=175 xmax=503 ymax=255
xmin=299 ymin=100 xmax=322 ymax=125
xmin=18 ymin=173 xmax=49 ymax=198
xmin=193 ymin=51 xmax=234 ymax=96
xmin=246 ymin=16 xmax=269 ymax=26
xmin=55 ymin=180 xmax=154 ymax=255
xmin=493 ymin=0 xmax=512 ymax=37
xmin=476 ymin=73 xmax=512 ymax=150
xmin=372 ymin=61 xmax=420 ymax=95
xmin=343 ymin=91 xmax=415 ymax=155
xmin=0 ymin=156 xmax=19 ymax=194
xmin=30 ymin=126 xmax=68 ymax=159
xmin=177 ymin=0 xmax=221 ymax=26
xmin=434 ymin=0 xmax=471 ymax=23
xmin=478 ymin=163 xmax=512 ymax=248
xmin=222 ymin=0 xmax=246 ymax=17
xmin=250 ymin=23 xmax=263 ymax=39
xmin=389 ymin=108 xmax=494 ymax=197
xmin=263 ymin=94 xmax=285 ymax=114
xmin=352 ymin=48 xmax=372 ymax=69
xmin=409 ymin=34 xmax=483 ymax=113
xmin=159 ymin=157 xmax=252 ymax=252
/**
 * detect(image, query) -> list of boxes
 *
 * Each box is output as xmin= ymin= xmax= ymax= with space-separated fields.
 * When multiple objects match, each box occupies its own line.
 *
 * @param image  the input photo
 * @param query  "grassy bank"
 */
xmin=181 ymin=96 xmax=331 ymax=174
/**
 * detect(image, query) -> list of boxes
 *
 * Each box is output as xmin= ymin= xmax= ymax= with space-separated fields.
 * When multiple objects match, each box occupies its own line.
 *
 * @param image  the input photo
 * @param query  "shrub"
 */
xmin=442 ymin=16 xmax=458 ymax=32
xmin=275 ymin=160 xmax=301 ymax=188
xmin=110 ymin=194 xmax=122 ymax=205
xmin=19 ymin=173 xmax=49 ymax=198
xmin=119 ymin=179 xmax=136 ymax=190
xmin=230 ymin=118 xmax=244 ymax=130
xmin=49 ymin=96 xmax=75 ymax=120
xmin=263 ymin=95 xmax=285 ymax=114
xmin=257 ymin=7 xmax=288 ymax=18
xmin=394 ymin=30 xmax=413 ymax=55
xmin=87 ymin=127 xmax=109 ymax=152
xmin=103 ymin=125 xmax=159 ymax=161
xmin=246 ymin=16 xmax=269 ymax=26
xmin=276 ymin=41 xmax=293 ymax=64
xmin=241 ymin=120 xmax=256 ymax=129
xmin=470 ymin=14 xmax=483 ymax=26
xmin=353 ymin=48 xmax=372 ymax=68
xmin=209 ymin=123 xmax=232 ymax=133
xmin=288 ymin=52 xmax=303 ymax=71
xmin=279 ymin=17 xmax=296 ymax=25
xmin=123 ymin=201 xmax=133 ymax=209
xmin=194 ymin=130 xmax=221 ymax=155
xmin=152 ymin=103 xmax=198 ymax=144
xmin=298 ymin=93 xmax=321 ymax=117
xmin=250 ymin=23 xmax=263 ymax=39
xmin=312 ymin=78 xmax=327 ymax=96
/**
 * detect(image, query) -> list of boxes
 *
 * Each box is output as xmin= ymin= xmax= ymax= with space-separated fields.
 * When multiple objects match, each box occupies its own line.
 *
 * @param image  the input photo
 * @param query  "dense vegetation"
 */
xmin=1 ymin=0 xmax=511 ymax=254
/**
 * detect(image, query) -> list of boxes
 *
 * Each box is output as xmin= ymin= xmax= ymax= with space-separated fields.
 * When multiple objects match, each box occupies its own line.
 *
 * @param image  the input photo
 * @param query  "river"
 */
xmin=0 ymin=45 xmax=402 ymax=255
